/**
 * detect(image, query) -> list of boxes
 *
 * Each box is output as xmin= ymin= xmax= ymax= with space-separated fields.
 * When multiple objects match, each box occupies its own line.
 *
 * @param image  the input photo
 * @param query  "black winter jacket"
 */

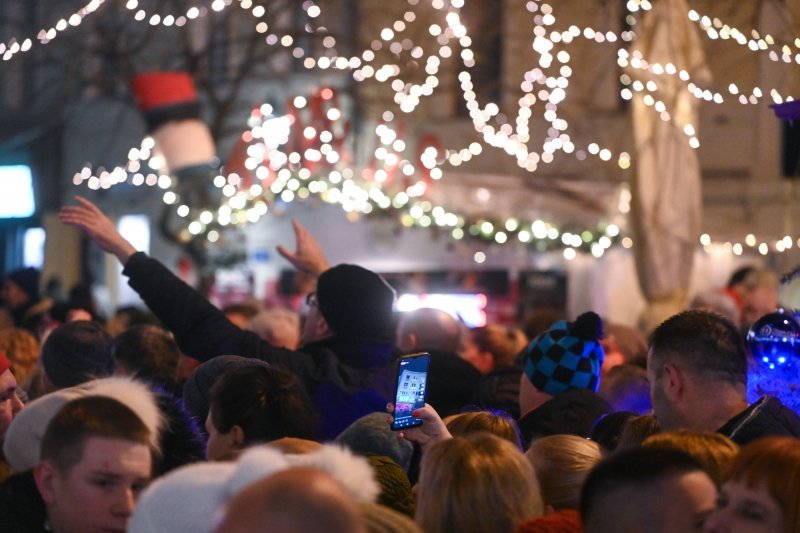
xmin=718 ymin=396 xmax=800 ymax=445
xmin=123 ymin=253 xmax=398 ymax=440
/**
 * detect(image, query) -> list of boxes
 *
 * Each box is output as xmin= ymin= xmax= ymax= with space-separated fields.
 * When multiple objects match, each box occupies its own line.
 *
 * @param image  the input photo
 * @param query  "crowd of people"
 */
xmin=0 ymin=194 xmax=797 ymax=532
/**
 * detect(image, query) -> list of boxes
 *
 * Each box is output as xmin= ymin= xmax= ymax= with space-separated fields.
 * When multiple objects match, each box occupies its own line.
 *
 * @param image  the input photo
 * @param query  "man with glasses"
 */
xmin=61 ymin=197 xmax=398 ymax=439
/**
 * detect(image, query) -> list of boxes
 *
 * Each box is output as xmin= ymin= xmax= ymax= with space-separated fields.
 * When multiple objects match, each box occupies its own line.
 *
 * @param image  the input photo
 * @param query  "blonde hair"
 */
xmin=416 ymin=433 xmax=543 ymax=533
xmin=525 ymin=435 xmax=602 ymax=510
xmin=0 ymin=327 xmax=40 ymax=384
xmin=445 ymin=411 xmax=523 ymax=449
xmin=643 ymin=431 xmax=738 ymax=486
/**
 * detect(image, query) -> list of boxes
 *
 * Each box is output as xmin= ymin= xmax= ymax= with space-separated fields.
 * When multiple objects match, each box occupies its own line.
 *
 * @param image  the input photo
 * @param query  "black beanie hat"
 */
xmin=6 ymin=267 xmax=40 ymax=300
xmin=316 ymin=264 xmax=396 ymax=341
xmin=41 ymin=320 xmax=115 ymax=388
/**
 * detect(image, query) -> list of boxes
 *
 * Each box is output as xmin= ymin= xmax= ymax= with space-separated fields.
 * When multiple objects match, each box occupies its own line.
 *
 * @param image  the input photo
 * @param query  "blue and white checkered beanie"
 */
xmin=523 ymin=311 xmax=605 ymax=396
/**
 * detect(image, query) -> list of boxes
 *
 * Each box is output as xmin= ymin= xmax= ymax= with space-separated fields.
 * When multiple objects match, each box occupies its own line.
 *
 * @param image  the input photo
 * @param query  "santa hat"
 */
xmin=131 ymin=72 xmax=216 ymax=174
xmin=3 ymin=377 xmax=163 ymax=472
xmin=129 ymin=445 xmax=380 ymax=533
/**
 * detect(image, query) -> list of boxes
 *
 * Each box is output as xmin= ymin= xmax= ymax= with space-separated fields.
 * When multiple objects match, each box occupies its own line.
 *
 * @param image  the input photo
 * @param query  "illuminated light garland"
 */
xmin=687 ymin=8 xmax=800 ymax=66
xmin=700 ymin=233 xmax=800 ymax=257
xmin=0 ymin=0 xmax=106 ymax=61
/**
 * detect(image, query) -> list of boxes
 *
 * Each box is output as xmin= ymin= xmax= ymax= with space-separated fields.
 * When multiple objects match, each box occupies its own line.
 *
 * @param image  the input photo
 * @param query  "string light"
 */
xmin=700 ymin=233 xmax=800 ymax=257
xmin=0 ymin=0 xmax=106 ymax=61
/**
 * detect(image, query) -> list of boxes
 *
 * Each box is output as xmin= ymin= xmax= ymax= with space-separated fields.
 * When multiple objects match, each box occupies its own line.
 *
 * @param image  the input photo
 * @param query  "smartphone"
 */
xmin=391 ymin=352 xmax=431 ymax=431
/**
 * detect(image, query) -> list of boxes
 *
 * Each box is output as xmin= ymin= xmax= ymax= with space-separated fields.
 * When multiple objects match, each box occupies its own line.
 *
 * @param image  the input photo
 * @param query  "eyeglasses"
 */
xmin=305 ymin=292 xmax=317 ymax=307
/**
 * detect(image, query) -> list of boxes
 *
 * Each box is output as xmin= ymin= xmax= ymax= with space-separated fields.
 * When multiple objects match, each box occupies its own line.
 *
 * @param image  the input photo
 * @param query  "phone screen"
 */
xmin=391 ymin=352 xmax=431 ymax=431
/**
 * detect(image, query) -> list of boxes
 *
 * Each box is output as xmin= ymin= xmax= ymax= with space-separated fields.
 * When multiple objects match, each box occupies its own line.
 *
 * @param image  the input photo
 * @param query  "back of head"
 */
xmin=643 ymin=431 xmax=738 ymax=486
xmin=580 ymin=447 xmax=712 ymax=533
xmin=417 ymin=433 xmax=543 ymax=533
xmin=316 ymin=264 xmax=396 ymax=341
xmin=525 ymin=435 xmax=601 ymax=510
xmin=334 ymin=412 xmax=414 ymax=471
xmin=397 ymin=307 xmax=460 ymax=353
xmin=245 ymin=309 xmax=301 ymax=350
xmin=723 ymin=437 xmax=800 ymax=531
xmin=648 ymin=310 xmax=747 ymax=386
xmin=41 ymin=320 xmax=114 ymax=388
xmin=6 ymin=267 xmax=41 ymax=302
xmin=469 ymin=324 xmax=527 ymax=368
xmin=616 ymin=414 xmax=661 ymax=451
xmin=113 ymin=325 xmax=181 ymax=383
xmin=209 ymin=365 xmax=315 ymax=444
xmin=215 ymin=467 xmax=367 ymax=533
xmin=444 ymin=411 xmax=523 ymax=449
xmin=0 ymin=327 xmax=40 ymax=383
xmin=597 ymin=363 xmax=652 ymax=414
xmin=40 ymin=395 xmax=151 ymax=474
xmin=182 ymin=355 xmax=270 ymax=423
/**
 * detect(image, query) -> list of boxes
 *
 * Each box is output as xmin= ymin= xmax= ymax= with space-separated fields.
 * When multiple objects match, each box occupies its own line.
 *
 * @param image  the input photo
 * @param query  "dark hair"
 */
xmin=40 ymin=321 xmax=114 ymax=388
xmin=590 ymin=411 xmax=637 ymax=453
xmin=727 ymin=266 xmax=756 ymax=288
xmin=113 ymin=306 xmax=160 ymax=329
xmin=113 ymin=325 xmax=181 ymax=383
xmin=208 ymin=365 xmax=315 ymax=444
xmin=615 ymin=415 xmax=661 ymax=451
xmin=580 ymin=447 xmax=705 ymax=525
xmin=648 ymin=310 xmax=748 ymax=385
xmin=40 ymin=395 xmax=151 ymax=474
xmin=597 ymin=364 xmax=651 ymax=414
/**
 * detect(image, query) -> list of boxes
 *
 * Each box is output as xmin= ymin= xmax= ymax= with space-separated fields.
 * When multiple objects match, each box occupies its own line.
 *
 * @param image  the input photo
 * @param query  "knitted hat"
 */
xmin=182 ymin=355 xmax=271 ymax=423
xmin=0 ymin=351 xmax=10 ymax=375
xmin=40 ymin=320 xmax=114 ymax=388
xmin=335 ymin=412 xmax=413 ymax=471
xmin=3 ymin=377 xmax=163 ymax=472
xmin=316 ymin=264 xmax=396 ymax=341
xmin=366 ymin=455 xmax=415 ymax=517
xmin=6 ymin=267 xmax=40 ymax=300
xmin=522 ymin=312 xmax=604 ymax=396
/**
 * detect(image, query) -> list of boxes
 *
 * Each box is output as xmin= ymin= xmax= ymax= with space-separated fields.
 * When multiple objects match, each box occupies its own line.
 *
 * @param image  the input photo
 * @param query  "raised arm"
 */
xmin=59 ymin=196 xmax=138 ymax=265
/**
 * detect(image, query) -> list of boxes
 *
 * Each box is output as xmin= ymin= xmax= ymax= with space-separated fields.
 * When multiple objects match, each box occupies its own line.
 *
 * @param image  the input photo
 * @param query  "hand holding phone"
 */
xmin=391 ymin=353 xmax=431 ymax=431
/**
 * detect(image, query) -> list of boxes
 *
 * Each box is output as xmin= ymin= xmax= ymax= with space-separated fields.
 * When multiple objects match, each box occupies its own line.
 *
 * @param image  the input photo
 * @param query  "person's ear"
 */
xmin=662 ymin=363 xmax=684 ymax=401
xmin=33 ymin=461 xmax=58 ymax=504
xmin=230 ymin=425 xmax=245 ymax=448
xmin=314 ymin=314 xmax=332 ymax=337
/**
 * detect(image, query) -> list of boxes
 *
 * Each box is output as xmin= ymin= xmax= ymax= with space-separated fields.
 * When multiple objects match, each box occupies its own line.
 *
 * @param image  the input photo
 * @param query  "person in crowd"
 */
xmin=525 ymin=434 xmax=601 ymax=512
xmin=615 ymin=414 xmax=661 ymax=451
xmin=463 ymin=324 xmax=527 ymax=418
xmin=205 ymin=364 xmax=315 ymax=460
xmin=113 ymin=324 xmax=182 ymax=395
xmin=1 ymin=267 xmax=52 ymax=337
xmin=22 ymin=319 xmax=203 ymax=475
xmin=39 ymin=320 xmax=114 ymax=393
xmin=643 ymin=431 xmax=739 ymax=487
xmin=0 ymin=395 xmax=153 ymax=533
xmin=724 ymin=266 xmax=779 ymax=330
xmin=396 ymin=307 xmax=481 ymax=418
xmin=106 ymin=305 xmax=159 ymax=337
xmin=245 ymin=308 xmax=301 ymax=350
xmin=415 ymin=432 xmax=543 ymax=533
xmin=61 ymin=197 xmax=398 ymax=440
xmin=0 ymin=352 xmax=24 ymax=479
xmin=597 ymin=363 xmax=652 ymax=414
xmin=444 ymin=410 xmax=524 ymax=449
xmin=589 ymin=411 xmax=637 ymax=454
xmin=647 ymin=310 xmax=800 ymax=444
xmin=0 ymin=328 xmax=39 ymax=388
xmin=580 ymin=447 xmax=718 ymax=533
xmin=704 ymin=436 xmax=800 ymax=533
xmin=213 ymin=467 xmax=368 ymax=533
xmin=223 ymin=301 xmax=262 ymax=330
xmin=129 ymin=444 xmax=380 ymax=533
xmin=517 ymin=311 xmax=611 ymax=446
xmin=601 ymin=322 xmax=648 ymax=370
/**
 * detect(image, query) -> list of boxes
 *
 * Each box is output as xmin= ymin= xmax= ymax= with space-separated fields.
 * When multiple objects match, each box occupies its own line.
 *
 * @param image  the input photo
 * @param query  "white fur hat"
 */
xmin=129 ymin=444 xmax=379 ymax=533
xmin=3 ymin=377 xmax=162 ymax=472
